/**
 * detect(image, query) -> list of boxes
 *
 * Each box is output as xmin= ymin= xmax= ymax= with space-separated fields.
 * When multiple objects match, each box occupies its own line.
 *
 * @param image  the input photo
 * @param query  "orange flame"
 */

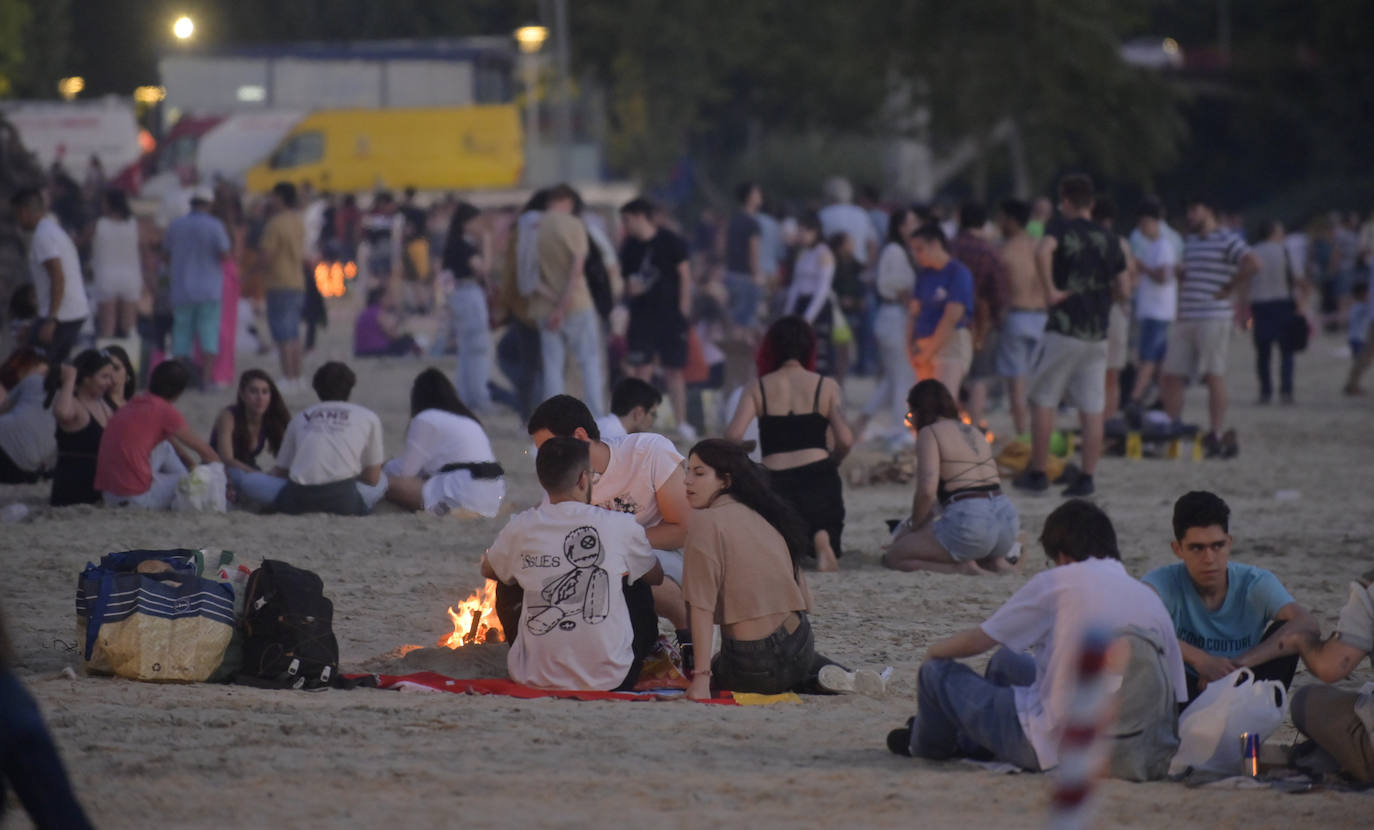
xmin=313 ymin=261 xmax=358 ymax=298
xmin=437 ymin=580 xmax=505 ymax=649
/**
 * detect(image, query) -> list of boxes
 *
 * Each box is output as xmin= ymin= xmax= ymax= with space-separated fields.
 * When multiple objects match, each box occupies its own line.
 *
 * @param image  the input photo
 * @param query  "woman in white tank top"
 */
xmin=90 ymin=189 xmax=143 ymax=337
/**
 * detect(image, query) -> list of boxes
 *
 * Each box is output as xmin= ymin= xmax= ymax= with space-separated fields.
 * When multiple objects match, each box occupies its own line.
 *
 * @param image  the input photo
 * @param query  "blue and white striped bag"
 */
xmin=76 ymin=550 xmax=236 ymax=682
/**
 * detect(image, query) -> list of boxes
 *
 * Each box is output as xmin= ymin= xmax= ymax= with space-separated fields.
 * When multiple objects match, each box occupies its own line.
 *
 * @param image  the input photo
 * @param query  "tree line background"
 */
xmin=2 ymin=0 xmax=1373 ymax=224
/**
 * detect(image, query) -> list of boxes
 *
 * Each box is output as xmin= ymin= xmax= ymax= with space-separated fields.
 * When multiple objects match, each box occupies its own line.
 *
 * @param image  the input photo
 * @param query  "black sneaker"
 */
xmin=1220 ymin=428 xmax=1239 ymax=459
xmin=1062 ymin=474 xmax=1095 ymax=497
xmin=887 ymin=717 xmax=915 ymax=757
xmin=1012 ymin=470 xmax=1050 ymax=492
xmin=1202 ymin=431 xmax=1224 ymax=458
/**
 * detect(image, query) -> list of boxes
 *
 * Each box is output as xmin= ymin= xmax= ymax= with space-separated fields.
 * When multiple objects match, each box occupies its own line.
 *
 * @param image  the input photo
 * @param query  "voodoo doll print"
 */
xmin=526 ymin=525 xmax=612 ymax=635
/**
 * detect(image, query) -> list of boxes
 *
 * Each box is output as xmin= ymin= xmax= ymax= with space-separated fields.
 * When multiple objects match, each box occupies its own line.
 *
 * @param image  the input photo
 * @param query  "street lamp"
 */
xmin=172 ymin=15 xmax=195 ymax=41
xmin=57 ymin=76 xmax=84 ymax=101
xmin=514 ymin=25 xmax=549 ymax=185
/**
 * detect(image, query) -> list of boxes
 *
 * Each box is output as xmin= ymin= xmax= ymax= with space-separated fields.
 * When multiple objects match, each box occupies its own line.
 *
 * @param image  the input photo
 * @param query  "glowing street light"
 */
xmin=514 ymin=25 xmax=549 ymax=54
xmin=57 ymin=76 xmax=85 ymax=101
xmin=172 ymin=15 xmax=195 ymax=41
xmin=133 ymin=85 xmax=166 ymax=104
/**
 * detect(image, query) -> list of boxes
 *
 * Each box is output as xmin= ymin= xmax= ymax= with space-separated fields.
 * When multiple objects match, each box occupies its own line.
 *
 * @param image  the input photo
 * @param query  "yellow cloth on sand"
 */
xmin=732 ymin=692 xmax=802 ymax=706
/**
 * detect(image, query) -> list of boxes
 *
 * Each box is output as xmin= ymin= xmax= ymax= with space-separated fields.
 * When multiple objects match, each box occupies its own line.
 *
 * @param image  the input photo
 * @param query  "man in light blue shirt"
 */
xmin=164 ymin=187 xmax=231 ymax=379
xmin=1142 ymin=490 xmax=1317 ymax=702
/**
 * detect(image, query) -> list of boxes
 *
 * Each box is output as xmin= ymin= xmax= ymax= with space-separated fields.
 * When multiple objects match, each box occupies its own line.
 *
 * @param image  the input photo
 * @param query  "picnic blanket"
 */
xmin=351 ymin=672 xmax=741 ymax=704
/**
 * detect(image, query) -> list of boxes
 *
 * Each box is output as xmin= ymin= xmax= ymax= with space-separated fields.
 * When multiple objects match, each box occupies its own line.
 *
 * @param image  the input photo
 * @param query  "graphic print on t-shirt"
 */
xmin=599 ymin=494 xmax=640 ymax=516
xmin=526 ymin=526 xmax=612 ymax=635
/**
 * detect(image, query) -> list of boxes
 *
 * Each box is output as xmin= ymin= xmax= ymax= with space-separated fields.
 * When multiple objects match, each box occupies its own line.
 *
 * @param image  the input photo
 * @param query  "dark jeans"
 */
xmin=497 ymin=321 xmax=543 ymax=422
xmin=712 ymin=612 xmax=837 ymax=694
xmin=29 ymin=318 xmax=85 ymax=365
xmin=0 ymin=670 xmax=95 ymax=829
xmin=1183 ymin=620 xmax=1298 ymax=703
xmin=355 ymin=335 xmax=418 ymax=358
xmin=0 ymin=445 xmax=41 ymax=484
xmin=1251 ymin=299 xmax=1297 ymax=399
xmin=495 ymin=578 xmax=658 ymax=691
xmin=911 ymin=648 xmax=1042 ymax=771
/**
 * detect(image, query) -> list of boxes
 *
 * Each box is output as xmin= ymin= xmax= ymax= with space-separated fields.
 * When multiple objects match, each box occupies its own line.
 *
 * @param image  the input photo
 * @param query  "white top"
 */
xmin=875 ymin=242 xmax=916 ymax=302
xmin=91 ymin=217 xmax=142 ymax=286
xmin=818 ymin=203 xmax=878 ymax=265
xmin=1134 ymin=235 xmax=1178 ymax=321
xmin=1248 ymin=240 xmax=1293 ymax=305
xmin=590 ymin=433 xmax=683 ymax=530
xmin=0 ymin=373 xmax=56 ymax=471
xmin=486 ymin=500 xmax=658 ymax=690
xmin=382 ymin=409 xmax=504 ymax=516
xmin=277 ymin=401 xmax=385 ymax=486
xmin=595 ymin=414 xmax=629 ymax=441
xmin=785 ymin=244 xmax=835 ymax=324
xmin=28 ymin=215 xmax=89 ymax=321
xmin=979 ymin=557 xmax=1187 ymax=770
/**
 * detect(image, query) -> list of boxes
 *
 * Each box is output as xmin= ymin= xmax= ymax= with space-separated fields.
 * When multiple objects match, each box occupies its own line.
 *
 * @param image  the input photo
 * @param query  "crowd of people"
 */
xmin=3 ymin=165 xmax=1373 ymax=796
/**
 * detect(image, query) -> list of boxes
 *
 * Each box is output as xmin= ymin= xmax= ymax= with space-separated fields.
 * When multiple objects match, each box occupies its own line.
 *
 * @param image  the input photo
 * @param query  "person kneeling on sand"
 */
xmin=1282 ymin=569 xmax=1374 ymax=783
xmin=481 ymin=437 xmax=663 ymax=691
xmin=883 ymin=380 xmax=1019 ymax=574
xmin=1141 ymin=490 xmax=1318 ymax=703
xmin=383 ymin=368 xmax=504 ymax=518
xmin=682 ymin=439 xmax=878 ymax=700
xmin=887 ymin=500 xmax=1186 ymax=771
xmin=239 ymin=361 xmax=388 ymax=515
xmin=94 ymin=360 xmax=221 ymax=509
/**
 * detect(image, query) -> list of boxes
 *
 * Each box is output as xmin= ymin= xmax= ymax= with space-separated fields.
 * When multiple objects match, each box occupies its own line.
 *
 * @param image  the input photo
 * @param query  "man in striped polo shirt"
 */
xmin=1160 ymin=197 xmax=1259 ymax=458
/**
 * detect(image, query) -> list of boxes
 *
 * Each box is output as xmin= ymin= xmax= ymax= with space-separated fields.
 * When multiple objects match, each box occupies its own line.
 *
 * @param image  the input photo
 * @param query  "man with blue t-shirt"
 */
xmin=908 ymin=223 xmax=975 ymax=399
xmin=1142 ymin=491 xmax=1317 ymax=702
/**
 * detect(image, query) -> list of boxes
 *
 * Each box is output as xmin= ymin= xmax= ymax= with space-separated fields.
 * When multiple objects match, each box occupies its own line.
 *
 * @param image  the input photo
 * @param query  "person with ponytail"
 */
xmin=682 ymin=439 xmax=878 ymax=699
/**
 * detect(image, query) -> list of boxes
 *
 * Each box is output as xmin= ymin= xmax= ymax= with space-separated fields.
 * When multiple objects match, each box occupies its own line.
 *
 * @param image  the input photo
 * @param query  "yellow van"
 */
xmin=245 ymin=105 xmax=523 ymax=194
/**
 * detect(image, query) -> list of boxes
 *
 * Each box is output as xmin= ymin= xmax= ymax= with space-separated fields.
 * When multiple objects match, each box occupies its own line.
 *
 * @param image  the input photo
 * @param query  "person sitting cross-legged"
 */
xmin=886 ymin=499 xmax=1186 ymax=772
xmin=482 ymin=436 xmax=663 ymax=691
xmin=1142 ymin=490 xmax=1319 ymax=702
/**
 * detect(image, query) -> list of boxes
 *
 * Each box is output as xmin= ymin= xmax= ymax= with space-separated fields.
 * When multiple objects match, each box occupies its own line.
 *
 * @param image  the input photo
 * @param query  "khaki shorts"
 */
xmin=1028 ymin=332 xmax=1108 ymax=414
xmin=913 ymin=328 xmax=973 ymax=389
xmin=1106 ymin=303 xmax=1130 ymax=371
xmin=1162 ymin=319 xmax=1231 ymax=378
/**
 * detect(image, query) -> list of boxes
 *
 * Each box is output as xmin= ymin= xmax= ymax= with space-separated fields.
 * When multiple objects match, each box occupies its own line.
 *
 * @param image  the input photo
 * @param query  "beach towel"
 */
xmin=352 ymin=672 xmax=740 ymax=704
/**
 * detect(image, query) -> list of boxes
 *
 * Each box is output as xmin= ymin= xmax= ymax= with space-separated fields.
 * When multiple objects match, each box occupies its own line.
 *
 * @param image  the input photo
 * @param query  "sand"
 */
xmin=2 ymin=311 xmax=1372 ymax=829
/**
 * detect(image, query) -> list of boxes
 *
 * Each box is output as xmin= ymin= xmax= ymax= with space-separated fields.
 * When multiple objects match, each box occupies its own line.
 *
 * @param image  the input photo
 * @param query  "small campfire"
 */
xmin=436 ymin=580 xmax=505 ymax=649
xmin=902 ymin=411 xmax=995 ymax=444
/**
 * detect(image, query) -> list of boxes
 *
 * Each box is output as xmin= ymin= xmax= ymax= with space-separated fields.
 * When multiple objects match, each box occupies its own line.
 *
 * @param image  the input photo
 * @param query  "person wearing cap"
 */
xmin=163 ymin=186 xmax=231 ymax=386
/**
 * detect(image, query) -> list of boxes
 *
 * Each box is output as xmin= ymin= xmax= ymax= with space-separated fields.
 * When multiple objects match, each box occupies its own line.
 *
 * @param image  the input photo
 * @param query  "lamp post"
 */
xmin=172 ymin=15 xmax=195 ymax=41
xmin=514 ymin=25 xmax=548 ymax=186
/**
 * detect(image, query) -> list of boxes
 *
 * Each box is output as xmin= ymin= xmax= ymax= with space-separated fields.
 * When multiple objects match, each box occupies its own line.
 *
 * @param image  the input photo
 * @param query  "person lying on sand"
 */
xmin=1141 ymin=490 xmax=1318 ymax=703
xmin=481 ymin=436 xmax=663 ymax=692
xmin=882 ymin=380 xmax=1019 ymax=575
xmin=887 ymin=500 xmax=1186 ymax=771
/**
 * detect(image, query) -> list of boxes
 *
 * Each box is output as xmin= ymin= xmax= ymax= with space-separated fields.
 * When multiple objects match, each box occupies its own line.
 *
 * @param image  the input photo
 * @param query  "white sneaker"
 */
xmin=818 ymin=665 xmax=887 ymax=697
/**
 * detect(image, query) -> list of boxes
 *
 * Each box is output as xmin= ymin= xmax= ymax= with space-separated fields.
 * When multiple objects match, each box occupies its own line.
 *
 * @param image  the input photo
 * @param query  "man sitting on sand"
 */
xmin=595 ymin=377 xmax=663 ymax=441
xmin=95 ymin=360 xmax=221 ymax=509
xmin=482 ymin=437 xmax=663 ymax=691
xmin=887 ymin=499 xmax=1186 ymax=772
xmin=1142 ymin=490 xmax=1318 ymax=701
xmin=237 ymin=361 xmax=388 ymax=515
xmin=1286 ymin=569 xmax=1374 ymax=783
xmin=526 ymin=395 xmax=693 ymax=654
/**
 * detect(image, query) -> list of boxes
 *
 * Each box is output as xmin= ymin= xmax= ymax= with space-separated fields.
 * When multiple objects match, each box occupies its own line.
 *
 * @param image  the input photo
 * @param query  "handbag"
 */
xmin=171 ymin=461 xmax=228 ymax=512
xmin=1167 ymin=667 xmax=1288 ymax=775
xmin=830 ymin=293 xmax=854 ymax=346
xmin=76 ymin=549 xmax=237 ymax=682
xmin=1281 ymin=248 xmax=1310 ymax=352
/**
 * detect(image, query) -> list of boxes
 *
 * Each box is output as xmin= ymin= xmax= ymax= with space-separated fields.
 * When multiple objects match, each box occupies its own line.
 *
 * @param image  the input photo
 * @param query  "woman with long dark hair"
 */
xmin=883 ymin=380 xmax=1019 ymax=574
xmin=859 ymin=208 xmax=919 ymax=446
xmin=102 ymin=343 xmax=136 ymax=408
xmin=440 ymin=201 xmax=492 ymax=412
xmin=682 ymin=439 xmax=877 ymax=699
xmin=383 ymin=367 xmax=504 ymax=516
xmin=725 ymin=316 xmax=853 ymax=571
xmin=783 ymin=212 xmax=836 ymax=373
xmin=212 ymin=369 xmax=291 ymax=505
xmin=47 ymin=349 xmax=116 ymax=506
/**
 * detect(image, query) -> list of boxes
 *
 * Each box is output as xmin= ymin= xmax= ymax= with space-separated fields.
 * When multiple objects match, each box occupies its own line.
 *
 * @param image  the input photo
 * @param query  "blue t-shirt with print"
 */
xmin=1141 ymin=561 xmax=1294 ymax=667
xmin=912 ymin=259 xmax=975 ymax=339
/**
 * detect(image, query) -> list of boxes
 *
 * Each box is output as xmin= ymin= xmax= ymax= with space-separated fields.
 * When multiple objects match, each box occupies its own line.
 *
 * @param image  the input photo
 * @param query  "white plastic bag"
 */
xmin=1168 ymin=667 xmax=1288 ymax=775
xmin=172 ymin=462 xmax=228 ymax=513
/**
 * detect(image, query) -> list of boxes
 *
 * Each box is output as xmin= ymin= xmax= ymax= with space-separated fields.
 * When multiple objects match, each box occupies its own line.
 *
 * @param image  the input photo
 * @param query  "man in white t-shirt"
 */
xmin=1127 ymin=202 xmax=1179 ymax=410
xmin=483 ymin=437 xmax=663 ymax=691
xmin=236 ymin=362 xmax=388 ymax=515
xmin=818 ymin=177 xmax=879 ymax=268
xmin=12 ymin=187 xmax=90 ymax=363
xmin=887 ymin=500 xmax=1186 ymax=773
xmin=595 ymin=377 xmax=663 ymax=441
xmin=526 ymin=394 xmax=693 ymax=648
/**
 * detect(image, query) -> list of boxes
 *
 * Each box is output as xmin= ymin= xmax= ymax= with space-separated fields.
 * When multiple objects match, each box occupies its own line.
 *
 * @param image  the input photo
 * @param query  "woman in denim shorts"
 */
xmin=883 ymin=380 xmax=1020 ymax=575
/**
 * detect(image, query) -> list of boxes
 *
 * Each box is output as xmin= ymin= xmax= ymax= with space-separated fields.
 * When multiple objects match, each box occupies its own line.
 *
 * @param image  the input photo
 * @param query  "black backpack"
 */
xmin=584 ymin=231 xmax=615 ymax=320
xmin=237 ymin=560 xmax=339 ymax=690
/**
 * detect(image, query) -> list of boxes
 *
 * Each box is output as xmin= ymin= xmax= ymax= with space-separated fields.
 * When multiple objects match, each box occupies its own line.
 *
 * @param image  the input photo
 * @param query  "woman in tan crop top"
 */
xmin=682 ymin=439 xmax=881 ymax=699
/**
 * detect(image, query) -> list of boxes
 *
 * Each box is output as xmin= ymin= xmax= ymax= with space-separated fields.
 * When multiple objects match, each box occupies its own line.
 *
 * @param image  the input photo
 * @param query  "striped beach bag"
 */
xmin=76 ymin=549 xmax=237 ymax=682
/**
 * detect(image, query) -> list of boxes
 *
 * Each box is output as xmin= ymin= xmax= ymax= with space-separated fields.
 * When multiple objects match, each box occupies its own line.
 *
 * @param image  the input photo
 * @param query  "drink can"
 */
xmin=1240 ymin=732 xmax=1261 ymax=777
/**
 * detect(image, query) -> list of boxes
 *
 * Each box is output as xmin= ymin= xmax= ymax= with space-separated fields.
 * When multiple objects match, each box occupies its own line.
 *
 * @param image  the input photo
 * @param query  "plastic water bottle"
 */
xmin=0 ymin=503 xmax=29 ymax=523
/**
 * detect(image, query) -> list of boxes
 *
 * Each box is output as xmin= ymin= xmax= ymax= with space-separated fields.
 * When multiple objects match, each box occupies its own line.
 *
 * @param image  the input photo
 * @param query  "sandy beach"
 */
xmin=3 ymin=307 xmax=1371 ymax=829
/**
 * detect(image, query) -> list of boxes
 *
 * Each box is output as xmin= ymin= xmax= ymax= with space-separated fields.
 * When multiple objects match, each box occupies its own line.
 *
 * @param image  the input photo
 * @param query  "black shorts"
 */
xmin=626 ymin=310 xmax=688 ymax=369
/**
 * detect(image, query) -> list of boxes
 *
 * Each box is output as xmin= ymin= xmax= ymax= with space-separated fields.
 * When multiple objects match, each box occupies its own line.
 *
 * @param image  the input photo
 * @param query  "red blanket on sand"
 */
xmin=353 ymin=672 xmax=738 ymax=704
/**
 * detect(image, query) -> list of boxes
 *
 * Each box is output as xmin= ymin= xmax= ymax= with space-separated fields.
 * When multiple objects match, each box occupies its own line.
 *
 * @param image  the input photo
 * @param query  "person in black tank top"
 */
xmin=47 ymin=350 xmax=117 ymax=507
xmin=756 ymin=376 xmax=829 ymax=456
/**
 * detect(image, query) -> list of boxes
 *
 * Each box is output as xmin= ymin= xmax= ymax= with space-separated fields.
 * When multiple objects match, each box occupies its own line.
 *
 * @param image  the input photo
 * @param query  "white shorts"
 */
xmin=1162 ymin=319 xmax=1231 ymax=379
xmin=421 ymin=471 xmax=506 ymax=518
xmin=94 ymin=268 xmax=143 ymax=303
xmin=1028 ymin=332 xmax=1108 ymax=414
xmin=653 ymin=549 xmax=684 ymax=585
xmin=1106 ymin=303 xmax=1130 ymax=371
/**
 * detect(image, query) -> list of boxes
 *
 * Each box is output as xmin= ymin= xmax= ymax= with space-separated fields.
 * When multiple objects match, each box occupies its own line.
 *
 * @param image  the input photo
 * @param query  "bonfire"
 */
xmin=436 ymin=580 xmax=505 ymax=649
